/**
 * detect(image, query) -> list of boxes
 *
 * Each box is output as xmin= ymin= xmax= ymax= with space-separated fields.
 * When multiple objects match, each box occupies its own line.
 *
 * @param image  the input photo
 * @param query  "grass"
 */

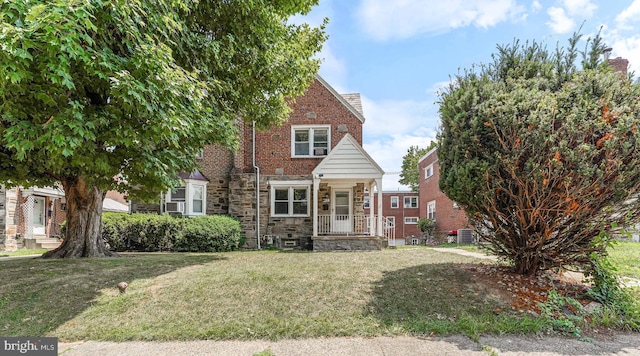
xmin=1 ymin=249 xmax=545 ymax=341
xmin=0 ymin=249 xmax=48 ymax=257
xmin=608 ymin=242 xmax=640 ymax=280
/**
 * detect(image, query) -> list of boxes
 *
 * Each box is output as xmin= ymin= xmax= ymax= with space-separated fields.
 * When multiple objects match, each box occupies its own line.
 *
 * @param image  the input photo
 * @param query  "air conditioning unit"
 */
xmin=457 ymin=229 xmax=474 ymax=244
xmin=165 ymin=201 xmax=185 ymax=213
xmin=314 ymin=147 xmax=328 ymax=156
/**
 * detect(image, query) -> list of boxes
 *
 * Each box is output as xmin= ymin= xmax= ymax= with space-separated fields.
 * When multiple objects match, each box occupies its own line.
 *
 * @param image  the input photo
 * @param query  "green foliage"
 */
xmin=437 ymin=30 xmax=640 ymax=274
xmin=175 ymin=216 xmax=243 ymax=252
xmin=101 ymin=213 xmax=242 ymax=252
xmin=399 ymin=143 xmax=435 ymax=192
xmin=538 ymin=290 xmax=585 ymax=338
xmin=417 ymin=217 xmax=436 ymax=235
xmin=0 ymin=0 xmax=326 ymax=198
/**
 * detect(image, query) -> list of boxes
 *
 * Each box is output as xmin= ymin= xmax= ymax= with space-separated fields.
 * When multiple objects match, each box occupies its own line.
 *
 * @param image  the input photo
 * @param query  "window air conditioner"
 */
xmin=165 ymin=201 xmax=185 ymax=213
xmin=314 ymin=147 xmax=328 ymax=156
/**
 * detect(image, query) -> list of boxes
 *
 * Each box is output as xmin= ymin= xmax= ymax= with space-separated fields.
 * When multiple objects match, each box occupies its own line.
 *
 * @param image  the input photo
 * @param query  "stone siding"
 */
xmin=206 ymin=176 xmax=230 ymax=216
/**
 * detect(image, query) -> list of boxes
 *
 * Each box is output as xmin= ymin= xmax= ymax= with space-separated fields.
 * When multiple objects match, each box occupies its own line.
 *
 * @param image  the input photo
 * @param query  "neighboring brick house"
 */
xmin=364 ymin=191 xmax=421 ymax=245
xmin=133 ymin=76 xmax=387 ymax=251
xmin=418 ymin=148 xmax=470 ymax=241
xmin=1 ymin=185 xmax=66 ymax=250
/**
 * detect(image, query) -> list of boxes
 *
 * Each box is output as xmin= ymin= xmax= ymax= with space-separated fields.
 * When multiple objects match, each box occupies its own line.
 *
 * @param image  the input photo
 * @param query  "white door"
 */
xmin=332 ymin=190 xmax=352 ymax=233
xmin=33 ymin=196 xmax=46 ymax=235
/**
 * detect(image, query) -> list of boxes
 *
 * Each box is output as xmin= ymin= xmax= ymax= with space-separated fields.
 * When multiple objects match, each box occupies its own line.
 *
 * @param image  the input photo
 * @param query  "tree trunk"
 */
xmin=42 ymin=176 xmax=117 ymax=258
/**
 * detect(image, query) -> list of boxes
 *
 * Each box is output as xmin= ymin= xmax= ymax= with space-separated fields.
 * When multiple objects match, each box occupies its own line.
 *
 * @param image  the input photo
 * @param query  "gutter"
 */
xmin=252 ymin=121 xmax=261 ymax=250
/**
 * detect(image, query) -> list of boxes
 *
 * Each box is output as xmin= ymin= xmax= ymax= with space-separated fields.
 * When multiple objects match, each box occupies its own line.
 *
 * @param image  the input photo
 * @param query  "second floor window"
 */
xmin=390 ymin=196 xmax=399 ymax=208
xmin=427 ymin=201 xmax=436 ymax=220
xmin=404 ymin=196 xmax=418 ymax=208
xmin=292 ymin=125 xmax=330 ymax=157
xmin=425 ymin=164 xmax=433 ymax=179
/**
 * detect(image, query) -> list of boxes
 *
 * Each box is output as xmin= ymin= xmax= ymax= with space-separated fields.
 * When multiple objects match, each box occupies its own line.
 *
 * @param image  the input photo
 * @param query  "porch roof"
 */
xmin=312 ymin=134 xmax=384 ymax=180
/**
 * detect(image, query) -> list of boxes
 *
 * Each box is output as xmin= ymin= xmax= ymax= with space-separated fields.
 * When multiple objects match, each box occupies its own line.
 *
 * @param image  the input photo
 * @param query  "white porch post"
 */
xmin=313 ymin=177 xmax=320 ymax=237
xmin=368 ymin=182 xmax=374 ymax=235
xmin=376 ymin=178 xmax=383 ymax=237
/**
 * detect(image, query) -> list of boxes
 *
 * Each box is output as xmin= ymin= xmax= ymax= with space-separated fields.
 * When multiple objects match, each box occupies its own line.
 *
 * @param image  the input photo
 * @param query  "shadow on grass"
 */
xmin=367 ymin=262 xmax=544 ymax=340
xmin=0 ymin=253 xmax=225 ymax=336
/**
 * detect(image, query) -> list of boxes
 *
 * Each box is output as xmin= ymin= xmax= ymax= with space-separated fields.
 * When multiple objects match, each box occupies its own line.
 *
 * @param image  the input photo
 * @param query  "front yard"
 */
xmin=1 ymin=247 xmax=638 ymax=342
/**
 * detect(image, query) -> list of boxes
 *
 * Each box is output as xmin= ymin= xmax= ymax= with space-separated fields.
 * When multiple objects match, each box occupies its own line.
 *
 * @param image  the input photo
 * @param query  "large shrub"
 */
xmin=438 ymin=32 xmax=640 ymax=275
xmin=101 ymin=213 xmax=243 ymax=252
xmin=175 ymin=216 xmax=243 ymax=252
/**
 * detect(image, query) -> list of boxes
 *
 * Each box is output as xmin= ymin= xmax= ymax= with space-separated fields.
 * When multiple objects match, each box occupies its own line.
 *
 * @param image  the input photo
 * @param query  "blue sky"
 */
xmin=296 ymin=0 xmax=640 ymax=191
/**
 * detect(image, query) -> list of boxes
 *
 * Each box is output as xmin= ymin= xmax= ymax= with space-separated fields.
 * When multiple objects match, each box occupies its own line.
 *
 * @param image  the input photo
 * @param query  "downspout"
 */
xmin=253 ymin=121 xmax=261 ymax=250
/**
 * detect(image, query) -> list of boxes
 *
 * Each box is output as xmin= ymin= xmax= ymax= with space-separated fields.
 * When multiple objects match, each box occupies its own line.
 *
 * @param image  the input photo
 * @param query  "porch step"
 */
xmin=34 ymin=237 xmax=62 ymax=250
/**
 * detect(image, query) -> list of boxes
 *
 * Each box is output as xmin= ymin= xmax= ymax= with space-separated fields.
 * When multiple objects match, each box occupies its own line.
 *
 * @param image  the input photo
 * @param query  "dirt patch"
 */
xmin=464 ymin=264 xmax=592 ymax=316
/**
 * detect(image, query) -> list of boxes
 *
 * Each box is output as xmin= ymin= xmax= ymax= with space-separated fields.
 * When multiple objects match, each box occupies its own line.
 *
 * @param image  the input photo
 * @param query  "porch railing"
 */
xmin=317 ymin=215 xmax=396 ymax=244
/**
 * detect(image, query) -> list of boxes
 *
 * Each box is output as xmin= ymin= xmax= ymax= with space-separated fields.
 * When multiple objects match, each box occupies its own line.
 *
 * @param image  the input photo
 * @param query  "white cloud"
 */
xmin=546 ymin=7 xmax=575 ymax=34
xmin=532 ymin=0 xmax=542 ymax=13
xmin=356 ymin=0 xmax=525 ymax=41
xmin=358 ymin=94 xmax=440 ymax=191
xmin=560 ymin=0 xmax=597 ymax=18
xmin=616 ymin=0 xmax=640 ymax=31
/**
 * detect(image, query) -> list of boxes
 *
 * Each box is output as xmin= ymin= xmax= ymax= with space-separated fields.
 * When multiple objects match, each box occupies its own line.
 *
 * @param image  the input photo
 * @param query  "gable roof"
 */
xmin=315 ymin=75 xmax=366 ymax=123
xmin=313 ymin=133 xmax=384 ymax=179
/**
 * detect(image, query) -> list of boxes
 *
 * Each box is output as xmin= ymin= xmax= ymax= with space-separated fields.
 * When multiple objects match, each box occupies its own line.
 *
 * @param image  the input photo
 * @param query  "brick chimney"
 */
xmin=608 ymin=57 xmax=629 ymax=74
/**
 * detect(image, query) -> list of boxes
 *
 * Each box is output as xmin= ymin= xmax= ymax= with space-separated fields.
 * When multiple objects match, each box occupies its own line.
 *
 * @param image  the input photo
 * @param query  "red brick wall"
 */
xmin=242 ymin=79 xmax=364 ymax=175
xmin=609 ymin=57 xmax=629 ymax=74
xmin=418 ymin=150 xmax=469 ymax=237
xmin=365 ymin=192 xmax=421 ymax=239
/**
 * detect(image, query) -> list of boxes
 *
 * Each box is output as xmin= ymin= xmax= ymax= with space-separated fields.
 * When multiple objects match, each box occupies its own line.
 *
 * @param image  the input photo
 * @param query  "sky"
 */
xmin=295 ymin=0 xmax=640 ymax=191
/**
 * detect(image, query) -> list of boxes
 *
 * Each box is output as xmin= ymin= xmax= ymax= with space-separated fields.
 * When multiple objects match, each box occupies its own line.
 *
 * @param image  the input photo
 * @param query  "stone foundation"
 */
xmin=312 ymin=236 xmax=382 ymax=251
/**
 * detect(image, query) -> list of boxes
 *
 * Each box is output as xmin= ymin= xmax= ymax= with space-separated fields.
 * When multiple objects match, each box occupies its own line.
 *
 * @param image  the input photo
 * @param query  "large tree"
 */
xmin=438 ymin=33 xmax=640 ymax=275
xmin=399 ymin=142 xmax=435 ymax=191
xmin=0 ymin=0 xmax=325 ymax=258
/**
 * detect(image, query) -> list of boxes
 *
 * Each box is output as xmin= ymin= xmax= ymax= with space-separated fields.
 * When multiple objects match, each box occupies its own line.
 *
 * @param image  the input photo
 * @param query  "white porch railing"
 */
xmin=317 ymin=215 xmax=396 ymax=244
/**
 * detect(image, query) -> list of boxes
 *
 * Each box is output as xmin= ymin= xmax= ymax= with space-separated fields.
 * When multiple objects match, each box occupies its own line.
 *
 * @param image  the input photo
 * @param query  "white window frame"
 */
xmin=404 ymin=196 xmax=418 ymax=208
xmin=404 ymin=217 xmax=419 ymax=224
xmin=425 ymin=164 xmax=434 ymax=179
xmin=386 ymin=216 xmax=395 ymax=228
xmin=412 ymin=238 xmax=419 ymax=245
xmin=363 ymin=196 xmax=370 ymax=209
xmin=427 ymin=201 xmax=436 ymax=220
xmin=291 ymin=125 xmax=330 ymax=158
xmin=390 ymin=196 xmax=399 ymax=209
xmin=166 ymin=180 xmax=207 ymax=216
xmin=270 ymin=180 xmax=311 ymax=217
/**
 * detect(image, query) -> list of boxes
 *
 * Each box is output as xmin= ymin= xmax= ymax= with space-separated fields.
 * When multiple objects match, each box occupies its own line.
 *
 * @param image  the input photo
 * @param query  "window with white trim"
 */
xmin=292 ymin=125 xmax=330 ymax=157
xmin=404 ymin=217 xmax=419 ymax=224
xmin=425 ymin=164 xmax=433 ymax=179
xmin=363 ymin=196 xmax=370 ymax=209
xmin=192 ymin=185 xmax=204 ymax=213
xmin=270 ymin=182 xmax=311 ymax=217
xmin=412 ymin=238 xmax=419 ymax=245
xmin=170 ymin=187 xmax=186 ymax=202
xmin=390 ymin=196 xmax=399 ymax=208
xmin=427 ymin=201 xmax=436 ymax=220
xmin=385 ymin=216 xmax=395 ymax=228
xmin=404 ymin=196 xmax=418 ymax=208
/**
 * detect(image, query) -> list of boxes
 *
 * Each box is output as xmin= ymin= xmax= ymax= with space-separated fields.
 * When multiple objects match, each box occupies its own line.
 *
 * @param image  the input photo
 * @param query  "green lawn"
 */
xmin=609 ymin=241 xmax=640 ymax=280
xmin=1 ymin=249 xmax=543 ymax=341
xmin=0 ymin=249 xmax=48 ymax=257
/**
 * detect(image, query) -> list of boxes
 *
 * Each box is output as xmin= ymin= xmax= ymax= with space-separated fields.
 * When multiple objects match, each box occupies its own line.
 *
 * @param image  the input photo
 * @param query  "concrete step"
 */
xmin=38 ymin=242 xmax=61 ymax=250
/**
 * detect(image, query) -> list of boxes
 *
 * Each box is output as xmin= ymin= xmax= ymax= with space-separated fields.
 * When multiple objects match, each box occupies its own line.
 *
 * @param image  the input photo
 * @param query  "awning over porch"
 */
xmin=311 ymin=134 xmax=385 ymax=237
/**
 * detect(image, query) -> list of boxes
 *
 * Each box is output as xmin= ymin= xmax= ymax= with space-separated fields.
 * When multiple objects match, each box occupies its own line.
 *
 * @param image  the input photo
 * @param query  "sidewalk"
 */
xmin=57 ymin=334 xmax=640 ymax=356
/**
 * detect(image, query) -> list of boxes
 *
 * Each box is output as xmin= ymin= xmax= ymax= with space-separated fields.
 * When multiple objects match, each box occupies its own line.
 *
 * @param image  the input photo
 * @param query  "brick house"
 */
xmin=418 ymin=147 xmax=470 ymax=241
xmin=133 ymin=75 xmax=388 ymax=251
xmin=364 ymin=191 xmax=421 ymax=245
xmin=1 ymin=185 xmax=66 ymax=250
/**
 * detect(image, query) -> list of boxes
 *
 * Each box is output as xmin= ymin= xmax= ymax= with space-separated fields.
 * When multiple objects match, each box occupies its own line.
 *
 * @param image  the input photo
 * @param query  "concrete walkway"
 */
xmin=57 ymin=334 xmax=640 ymax=356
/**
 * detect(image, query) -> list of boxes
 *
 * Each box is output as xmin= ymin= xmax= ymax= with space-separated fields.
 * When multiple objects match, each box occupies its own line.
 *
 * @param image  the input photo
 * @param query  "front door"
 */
xmin=33 ymin=196 xmax=46 ymax=235
xmin=332 ymin=190 xmax=352 ymax=233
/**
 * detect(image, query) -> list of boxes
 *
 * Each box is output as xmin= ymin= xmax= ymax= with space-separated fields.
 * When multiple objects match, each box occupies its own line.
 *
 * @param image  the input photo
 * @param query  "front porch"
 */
xmin=310 ymin=134 xmax=387 ymax=251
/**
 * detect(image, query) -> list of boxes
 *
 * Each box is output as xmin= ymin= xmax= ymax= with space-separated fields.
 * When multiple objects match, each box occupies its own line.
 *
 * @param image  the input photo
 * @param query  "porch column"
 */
xmin=376 ymin=178 xmax=383 ymax=237
xmin=313 ymin=177 xmax=320 ymax=237
xmin=368 ymin=183 xmax=374 ymax=235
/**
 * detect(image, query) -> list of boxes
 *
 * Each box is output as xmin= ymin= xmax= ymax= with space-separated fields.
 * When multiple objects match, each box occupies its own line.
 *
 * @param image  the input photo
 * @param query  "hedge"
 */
xmin=101 ymin=212 xmax=243 ymax=252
